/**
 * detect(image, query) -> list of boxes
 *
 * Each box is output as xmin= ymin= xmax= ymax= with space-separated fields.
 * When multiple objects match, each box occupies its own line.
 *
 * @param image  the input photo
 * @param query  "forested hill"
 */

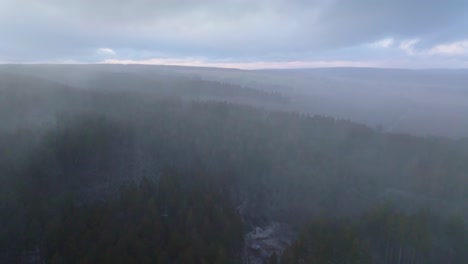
xmin=3 ymin=64 xmax=468 ymax=138
xmin=0 ymin=66 xmax=466 ymax=263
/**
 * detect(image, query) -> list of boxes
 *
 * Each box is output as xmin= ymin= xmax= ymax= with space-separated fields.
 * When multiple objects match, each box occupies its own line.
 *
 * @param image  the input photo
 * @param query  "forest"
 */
xmin=0 ymin=65 xmax=467 ymax=263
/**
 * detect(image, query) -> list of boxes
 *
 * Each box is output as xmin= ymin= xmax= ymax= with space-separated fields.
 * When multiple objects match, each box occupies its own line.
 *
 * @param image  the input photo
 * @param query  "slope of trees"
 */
xmin=0 ymin=83 xmax=466 ymax=262
xmin=281 ymin=206 xmax=467 ymax=264
xmin=46 ymin=174 xmax=243 ymax=264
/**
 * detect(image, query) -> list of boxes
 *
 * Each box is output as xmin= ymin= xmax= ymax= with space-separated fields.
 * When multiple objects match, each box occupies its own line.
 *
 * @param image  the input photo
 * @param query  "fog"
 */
xmin=1 ymin=0 xmax=468 ymax=262
xmin=0 ymin=64 xmax=467 ymax=263
xmin=3 ymin=65 xmax=468 ymax=138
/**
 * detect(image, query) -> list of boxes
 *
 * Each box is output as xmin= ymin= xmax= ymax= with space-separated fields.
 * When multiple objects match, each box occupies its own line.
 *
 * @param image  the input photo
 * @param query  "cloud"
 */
xmin=0 ymin=0 xmax=467 ymax=67
xmin=97 ymin=48 xmax=116 ymax=56
xmin=398 ymin=39 xmax=468 ymax=56
xmin=371 ymin=38 xmax=395 ymax=48
xmin=427 ymin=40 xmax=468 ymax=55
xmin=399 ymin=39 xmax=421 ymax=55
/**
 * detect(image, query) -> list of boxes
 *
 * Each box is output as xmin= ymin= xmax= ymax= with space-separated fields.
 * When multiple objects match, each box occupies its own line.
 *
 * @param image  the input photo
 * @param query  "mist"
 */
xmin=1 ymin=0 xmax=468 ymax=263
xmin=0 ymin=64 xmax=467 ymax=263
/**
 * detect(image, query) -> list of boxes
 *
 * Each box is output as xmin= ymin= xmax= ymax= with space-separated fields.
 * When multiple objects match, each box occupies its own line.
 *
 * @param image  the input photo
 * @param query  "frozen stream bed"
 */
xmin=243 ymin=222 xmax=296 ymax=263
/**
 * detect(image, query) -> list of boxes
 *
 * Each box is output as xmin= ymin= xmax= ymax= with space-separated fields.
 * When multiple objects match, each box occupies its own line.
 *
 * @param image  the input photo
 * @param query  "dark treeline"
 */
xmin=280 ymin=206 xmax=467 ymax=264
xmin=0 ymin=75 xmax=467 ymax=262
xmin=46 ymin=174 xmax=243 ymax=264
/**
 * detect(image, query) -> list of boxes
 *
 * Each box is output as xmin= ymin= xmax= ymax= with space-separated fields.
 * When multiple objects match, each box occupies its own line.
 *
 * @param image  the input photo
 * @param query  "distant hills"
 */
xmin=2 ymin=64 xmax=467 ymax=138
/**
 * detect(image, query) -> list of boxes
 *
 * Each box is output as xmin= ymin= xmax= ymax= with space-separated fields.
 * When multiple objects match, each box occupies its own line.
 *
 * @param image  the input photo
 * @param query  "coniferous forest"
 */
xmin=0 ymin=66 xmax=467 ymax=263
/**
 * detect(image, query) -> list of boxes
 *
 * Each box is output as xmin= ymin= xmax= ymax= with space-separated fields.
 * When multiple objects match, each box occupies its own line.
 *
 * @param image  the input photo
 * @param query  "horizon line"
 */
xmin=1 ymin=62 xmax=468 ymax=71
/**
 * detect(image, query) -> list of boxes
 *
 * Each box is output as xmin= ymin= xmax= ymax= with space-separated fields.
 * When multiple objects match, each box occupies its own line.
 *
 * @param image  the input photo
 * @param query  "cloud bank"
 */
xmin=1 ymin=0 xmax=467 ymax=68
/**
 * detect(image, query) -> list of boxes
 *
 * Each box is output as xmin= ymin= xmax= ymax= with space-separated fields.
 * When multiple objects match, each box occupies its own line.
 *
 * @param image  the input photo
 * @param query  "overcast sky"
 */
xmin=1 ymin=0 xmax=468 ymax=69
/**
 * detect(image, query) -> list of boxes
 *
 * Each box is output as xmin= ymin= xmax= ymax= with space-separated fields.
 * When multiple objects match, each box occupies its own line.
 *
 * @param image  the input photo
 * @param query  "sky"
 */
xmin=1 ymin=0 xmax=468 ymax=69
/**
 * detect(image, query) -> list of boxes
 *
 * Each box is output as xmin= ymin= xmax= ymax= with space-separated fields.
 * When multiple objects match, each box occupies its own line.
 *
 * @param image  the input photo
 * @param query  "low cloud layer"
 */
xmin=1 ymin=0 xmax=467 ymax=68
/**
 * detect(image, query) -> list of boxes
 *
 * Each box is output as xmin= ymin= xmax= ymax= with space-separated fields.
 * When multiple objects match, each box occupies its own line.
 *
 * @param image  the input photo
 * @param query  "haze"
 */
xmin=0 ymin=1 xmax=467 ymax=263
